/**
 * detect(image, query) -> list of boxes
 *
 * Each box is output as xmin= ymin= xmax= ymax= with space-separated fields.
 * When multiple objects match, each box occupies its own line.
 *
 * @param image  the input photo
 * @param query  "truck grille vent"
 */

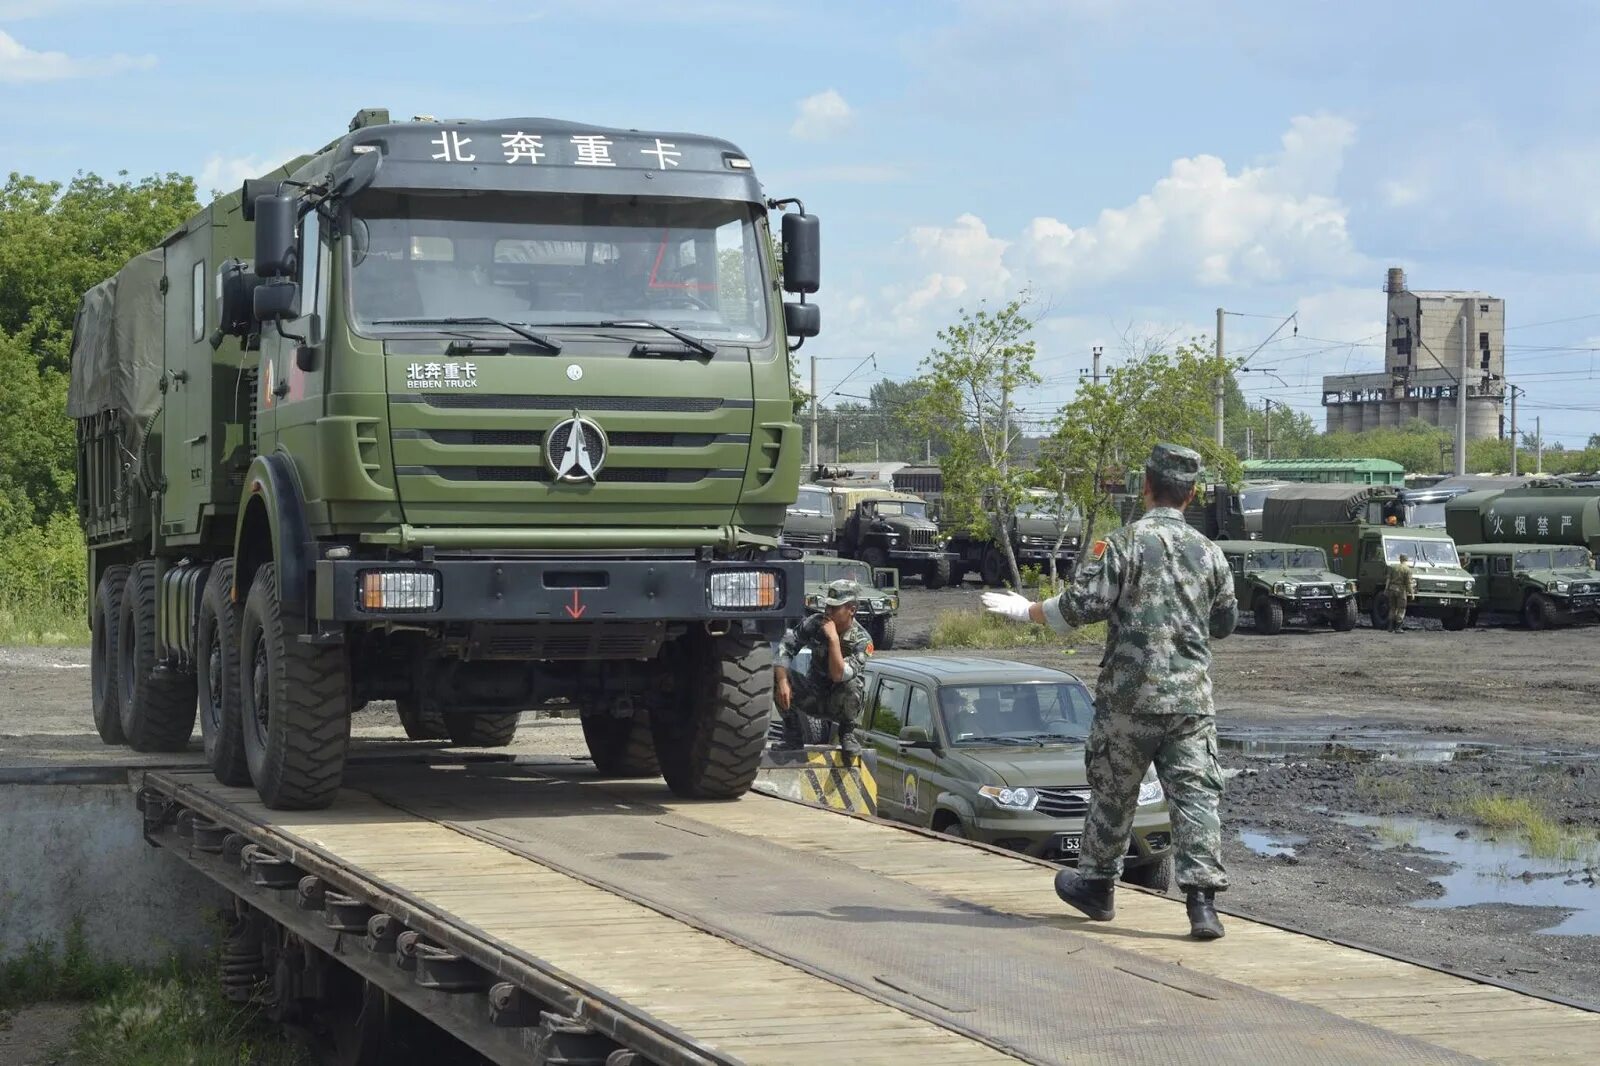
xmin=414 ymin=394 xmax=727 ymax=413
xmin=409 ymin=465 xmax=710 ymax=484
xmin=908 ymin=528 xmax=938 ymax=549
xmin=425 ymin=429 xmax=714 ymax=449
xmin=469 ymin=622 xmax=665 ymax=661
xmin=1299 ymin=584 xmax=1333 ymax=597
xmin=1034 ymin=787 xmax=1091 ymax=818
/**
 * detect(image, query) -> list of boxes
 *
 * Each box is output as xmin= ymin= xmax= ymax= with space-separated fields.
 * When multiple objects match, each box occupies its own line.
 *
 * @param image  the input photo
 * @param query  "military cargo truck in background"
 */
xmin=813 ymin=479 xmax=952 ymax=588
xmin=782 ymin=483 xmax=836 ymax=548
xmin=892 ymin=467 xmax=1081 ymax=586
xmin=72 ymin=108 xmax=816 ymax=809
xmin=1217 ymin=541 xmax=1359 ymax=633
xmin=1261 ymin=484 xmax=1477 ymax=630
xmin=1446 ymin=488 xmax=1600 ymax=627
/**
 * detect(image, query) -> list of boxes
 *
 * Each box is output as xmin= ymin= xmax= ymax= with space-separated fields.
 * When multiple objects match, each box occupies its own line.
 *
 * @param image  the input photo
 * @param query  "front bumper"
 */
xmin=887 ymin=549 xmax=957 ymax=564
xmin=968 ymin=806 xmax=1172 ymax=865
xmin=1287 ymin=593 xmax=1353 ymax=616
xmin=316 ymin=555 xmax=803 ymax=638
xmin=1405 ymin=593 xmax=1477 ymax=615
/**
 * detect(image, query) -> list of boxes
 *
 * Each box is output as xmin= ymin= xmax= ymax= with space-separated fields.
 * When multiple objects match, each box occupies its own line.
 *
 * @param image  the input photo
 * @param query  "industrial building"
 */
xmin=1321 ymin=268 xmax=1505 ymax=439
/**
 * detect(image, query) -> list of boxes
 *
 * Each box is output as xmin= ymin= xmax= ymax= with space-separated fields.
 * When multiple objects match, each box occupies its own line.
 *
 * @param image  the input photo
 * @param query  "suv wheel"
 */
xmin=1253 ymin=598 xmax=1284 ymax=635
xmin=1522 ymin=593 xmax=1557 ymax=630
xmin=1331 ymin=597 xmax=1358 ymax=632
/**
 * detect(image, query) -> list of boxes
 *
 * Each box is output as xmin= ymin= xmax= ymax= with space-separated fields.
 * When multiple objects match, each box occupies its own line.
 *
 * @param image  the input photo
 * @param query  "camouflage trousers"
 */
xmin=1080 ymin=711 xmax=1228 ymax=892
xmin=781 ymin=673 xmax=865 ymax=747
xmin=1387 ymin=593 xmax=1408 ymax=632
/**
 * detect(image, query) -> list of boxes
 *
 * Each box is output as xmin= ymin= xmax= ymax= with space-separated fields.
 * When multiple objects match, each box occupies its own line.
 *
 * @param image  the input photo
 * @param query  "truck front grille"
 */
xmin=398 ymin=465 xmax=724 ymax=484
xmin=1034 ymin=787 xmax=1091 ymax=818
xmin=421 ymin=429 xmax=722 ymax=449
xmin=908 ymin=528 xmax=938 ymax=550
xmin=406 ymin=393 xmax=730 ymax=413
xmin=468 ymin=622 xmax=665 ymax=661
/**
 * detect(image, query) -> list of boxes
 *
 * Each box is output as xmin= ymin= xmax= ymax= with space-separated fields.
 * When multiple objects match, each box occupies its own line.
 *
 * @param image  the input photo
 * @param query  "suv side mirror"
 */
xmin=899 ymin=726 xmax=936 ymax=748
xmin=253 ymin=194 xmax=299 ymax=278
xmin=781 ymin=212 xmax=819 ymax=294
xmin=784 ymin=301 xmax=821 ymax=338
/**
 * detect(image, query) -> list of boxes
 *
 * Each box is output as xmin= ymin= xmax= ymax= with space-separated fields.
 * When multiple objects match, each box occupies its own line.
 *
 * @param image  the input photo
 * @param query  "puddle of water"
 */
xmin=1220 ymin=728 xmax=1600 ymax=767
xmin=1237 ymin=828 xmax=1307 ymax=858
xmin=1341 ymin=813 xmax=1600 ymax=936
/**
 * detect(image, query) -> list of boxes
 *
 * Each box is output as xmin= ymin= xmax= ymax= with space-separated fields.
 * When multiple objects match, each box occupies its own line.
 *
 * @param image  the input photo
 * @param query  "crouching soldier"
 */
xmin=773 ymin=579 xmax=871 ymax=761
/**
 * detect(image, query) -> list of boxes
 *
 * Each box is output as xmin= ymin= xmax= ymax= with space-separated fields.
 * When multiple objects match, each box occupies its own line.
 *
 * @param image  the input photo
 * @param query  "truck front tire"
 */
xmin=582 ymin=708 xmax=660 ymax=777
xmin=396 ymin=695 xmax=449 ymax=740
xmin=925 ymin=556 xmax=952 ymax=590
xmin=117 ymin=561 xmax=197 ymax=752
xmin=1441 ymin=605 xmax=1473 ymax=631
xmin=240 ymin=563 xmax=351 ymax=809
xmin=197 ymin=560 xmax=251 ymax=786
xmin=91 ymin=564 xmax=129 ymax=746
xmin=653 ymin=629 xmax=770 ymax=799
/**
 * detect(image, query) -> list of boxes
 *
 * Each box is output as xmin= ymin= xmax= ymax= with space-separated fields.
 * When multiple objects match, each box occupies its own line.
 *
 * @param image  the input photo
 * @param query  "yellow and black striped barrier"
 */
xmin=753 ymin=748 xmax=877 ymax=816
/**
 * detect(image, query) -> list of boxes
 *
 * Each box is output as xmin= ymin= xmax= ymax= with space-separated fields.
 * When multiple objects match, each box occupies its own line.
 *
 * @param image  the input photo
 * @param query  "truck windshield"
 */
xmin=788 ymin=488 xmax=831 ymax=515
xmin=1402 ymin=501 xmax=1450 ymax=527
xmin=939 ymin=683 xmax=1094 ymax=744
xmin=872 ymin=501 xmax=928 ymax=519
xmin=1383 ymin=537 xmax=1459 ymax=567
xmin=1247 ymin=549 xmax=1327 ymax=570
xmin=1517 ymin=548 xmax=1591 ymax=570
xmin=348 ymin=191 xmax=770 ymax=342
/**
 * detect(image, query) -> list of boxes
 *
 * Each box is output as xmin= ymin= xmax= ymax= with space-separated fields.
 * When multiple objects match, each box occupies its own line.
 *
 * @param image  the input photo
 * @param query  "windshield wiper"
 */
xmin=545 ymin=319 xmax=717 ymax=357
xmin=373 ymin=317 xmax=562 ymax=354
xmin=956 ymin=735 xmax=1035 ymax=746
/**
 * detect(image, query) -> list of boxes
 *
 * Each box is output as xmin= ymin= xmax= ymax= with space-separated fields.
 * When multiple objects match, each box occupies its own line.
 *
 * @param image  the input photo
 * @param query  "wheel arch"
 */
xmin=235 ymin=453 xmax=313 ymax=630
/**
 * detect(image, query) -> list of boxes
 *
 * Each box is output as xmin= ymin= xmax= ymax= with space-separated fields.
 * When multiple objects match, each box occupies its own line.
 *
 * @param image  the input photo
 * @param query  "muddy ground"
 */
xmin=2 ymin=583 xmax=1598 ymax=1006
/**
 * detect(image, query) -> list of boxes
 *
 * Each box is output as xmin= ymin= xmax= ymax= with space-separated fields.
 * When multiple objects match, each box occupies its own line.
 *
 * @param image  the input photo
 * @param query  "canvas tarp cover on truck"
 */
xmin=67 ymin=248 xmax=165 ymax=456
xmin=1261 ymin=483 xmax=1385 ymax=539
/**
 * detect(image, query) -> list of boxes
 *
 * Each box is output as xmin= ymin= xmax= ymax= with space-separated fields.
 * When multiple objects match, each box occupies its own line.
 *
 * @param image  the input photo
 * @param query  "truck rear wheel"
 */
xmin=1331 ymin=597 xmax=1358 ymax=632
xmin=1522 ymin=593 xmax=1557 ymax=630
xmin=197 ymin=560 xmax=250 ymax=786
xmin=91 ymin=564 xmax=129 ymax=746
xmin=653 ymin=629 xmax=770 ymax=799
xmin=240 ymin=563 xmax=351 ymax=810
xmin=443 ymin=712 xmax=520 ymax=748
xmin=868 ymin=615 xmax=898 ymax=651
xmin=116 ymin=561 xmax=197 ymax=752
xmin=1253 ymin=598 xmax=1285 ymax=635
xmin=1369 ymin=596 xmax=1390 ymax=630
xmin=924 ymin=556 xmax=951 ymax=590
xmin=581 ymin=708 xmax=660 ymax=777
xmin=396 ymin=696 xmax=449 ymax=740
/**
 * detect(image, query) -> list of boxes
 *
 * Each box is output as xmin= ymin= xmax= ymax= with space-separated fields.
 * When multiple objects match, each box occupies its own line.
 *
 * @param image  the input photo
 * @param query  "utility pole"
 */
xmin=925 ymin=438 xmax=932 ymax=463
xmin=1263 ymin=398 xmax=1274 ymax=460
xmin=1215 ymin=307 xmax=1226 ymax=448
xmin=1508 ymin=382 xmax=1519 ymax=477
xmin=1080 ymin=345 xmax=1104 ymax=385
xmin=1245 ymin=425 xmax=1253 ymax=460
xmin=834 ymin=414 xmax=840 ymax=465
xmin=1455 ymin=315 xmax=1468 ymax=476
xmin=809 ymin=355 xmax=819 ymax=470
xmin=1537 ymin=416 xmax=1543 ymax=474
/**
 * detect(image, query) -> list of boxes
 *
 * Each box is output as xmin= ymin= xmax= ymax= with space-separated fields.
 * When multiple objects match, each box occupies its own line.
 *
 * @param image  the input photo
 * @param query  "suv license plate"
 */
xmin=1054 ymin=833 xmax=1082 ymax=857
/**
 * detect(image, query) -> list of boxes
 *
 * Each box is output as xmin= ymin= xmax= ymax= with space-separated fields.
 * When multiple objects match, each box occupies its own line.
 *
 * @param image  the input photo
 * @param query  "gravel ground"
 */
xmin=3 ymin=585 xmax=1598 ymax=1006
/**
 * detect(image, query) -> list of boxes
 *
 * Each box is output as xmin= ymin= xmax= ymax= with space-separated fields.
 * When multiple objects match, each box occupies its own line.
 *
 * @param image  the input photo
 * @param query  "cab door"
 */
xmin=900 ymin=684 xmax=943 ymax=824
xmin=866 ymin=675 xmax=912 ymax=823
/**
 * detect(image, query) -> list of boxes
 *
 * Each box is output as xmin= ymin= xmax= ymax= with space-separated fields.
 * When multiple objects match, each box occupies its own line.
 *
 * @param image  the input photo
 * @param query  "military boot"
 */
xmin=1053 ymin=868 xmax=1115 ymax=921
xmin=777 ymin=712 xmax=806 ymax=751
xmin=837 ymin=724 xmax=863 ymax=767
xmin=1185 ymin=889 xmax=1225 ymax=940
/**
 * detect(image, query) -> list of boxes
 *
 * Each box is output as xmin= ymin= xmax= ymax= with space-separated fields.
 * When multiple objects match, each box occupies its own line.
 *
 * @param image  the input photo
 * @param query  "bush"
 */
xmin=929 ymin=608 xmax=1106 ymax=650
xmin=0 ymin=511 xmax=88 ymax=644
xmin=0 ymin=920 xmax=134 ymax=1008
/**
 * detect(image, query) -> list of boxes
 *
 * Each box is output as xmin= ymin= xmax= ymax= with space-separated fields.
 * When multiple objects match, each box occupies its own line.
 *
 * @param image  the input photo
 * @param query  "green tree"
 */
xmin=904 ymin=296 xmax=1041 ymax=590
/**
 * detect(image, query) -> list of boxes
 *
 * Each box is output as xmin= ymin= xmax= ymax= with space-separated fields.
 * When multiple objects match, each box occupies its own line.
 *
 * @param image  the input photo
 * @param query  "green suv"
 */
xmin=801 ymin=553 xmax=900 ymax=649
xmin=1218 ymin=541 xmax=1359 ymax=634
xmin=861 ymin=656 xmax=1174 ymax=890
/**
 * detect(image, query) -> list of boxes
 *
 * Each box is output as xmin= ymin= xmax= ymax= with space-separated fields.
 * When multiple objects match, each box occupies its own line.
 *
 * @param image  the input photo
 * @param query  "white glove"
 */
xmin=982 ymin=590 xmax=1035 ymax=624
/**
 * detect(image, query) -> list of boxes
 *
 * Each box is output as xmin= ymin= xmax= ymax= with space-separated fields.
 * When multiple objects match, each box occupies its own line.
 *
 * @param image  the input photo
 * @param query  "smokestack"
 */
xmin=1386 ymin=267 xmax=1407 ymax=295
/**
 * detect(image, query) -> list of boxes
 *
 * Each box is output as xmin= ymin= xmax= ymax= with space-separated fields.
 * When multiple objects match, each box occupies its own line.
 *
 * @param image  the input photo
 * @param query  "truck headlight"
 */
xmin=709 ymin=569 xmax=782 ymax=610
xmin=1138 ymin=767 xmax=1164 ymax=806
xmin=358 ymin=570 xmax=440 ymax=612
xmin=977 ymin=785 xmax=1038 ymax=811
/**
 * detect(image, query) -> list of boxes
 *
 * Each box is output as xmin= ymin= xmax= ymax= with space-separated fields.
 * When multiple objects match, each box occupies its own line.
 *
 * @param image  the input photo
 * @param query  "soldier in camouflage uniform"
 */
xmin=774 ymin=579 xmax=872 ymax=761
xmin=1385 ymin=553 xmax=1416 ymax=633
xmin=983 ymin=443 xmax=1238 ymax=940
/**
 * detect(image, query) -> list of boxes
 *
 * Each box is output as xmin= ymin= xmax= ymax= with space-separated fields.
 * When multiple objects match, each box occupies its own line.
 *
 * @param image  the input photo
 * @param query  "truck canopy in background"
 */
xmin=67 ymin=247 xmax=166 ymax=469
xmin=1261 ymin=483 xmax=1392 ymax=539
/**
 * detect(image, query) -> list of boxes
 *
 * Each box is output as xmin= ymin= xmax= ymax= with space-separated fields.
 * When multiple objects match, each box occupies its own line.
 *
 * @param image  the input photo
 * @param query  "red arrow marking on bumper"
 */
xmin=565 ymin=589 xmax=586 ymax=619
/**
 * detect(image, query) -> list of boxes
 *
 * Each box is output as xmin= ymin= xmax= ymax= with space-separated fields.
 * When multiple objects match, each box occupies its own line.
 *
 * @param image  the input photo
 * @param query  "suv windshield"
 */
xmin=349 ymin=191 xmax=770 ymax=341
xmin=1382 ymin=537 xmax=1459 ymax=567
xmin=804 ymin=559 xmax=873 ymax=585
xmin=1517 ymin=548 xmax=1591 ymax=570
xmin=938 ymin=683 xmax=1093 ymax=744
xmin=1246 ymin=548 xmax=1327 ymax=571
xmin=870 ymin=501 xmax=928 ymax=519
xmin=789 ymin=488 xmax=831 ymax=515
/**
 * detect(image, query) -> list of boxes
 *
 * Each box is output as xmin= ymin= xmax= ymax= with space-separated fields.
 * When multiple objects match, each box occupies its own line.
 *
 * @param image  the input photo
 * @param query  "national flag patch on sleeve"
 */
xmin=1090 ymin=539 xmax=1107 ymax=561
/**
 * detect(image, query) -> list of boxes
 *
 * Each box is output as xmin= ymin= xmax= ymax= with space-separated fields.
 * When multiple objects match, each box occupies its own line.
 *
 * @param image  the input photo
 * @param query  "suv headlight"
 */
xmin=1272 ymin=582 xmax=1297 ymax=595
xmin=1138 ymin=766 xmax=1164 ymax=806
xmin=977 ymin=785 xmax=1038 ymax=811
xmin=1554 ymin=581 xmax=1570 ymax=593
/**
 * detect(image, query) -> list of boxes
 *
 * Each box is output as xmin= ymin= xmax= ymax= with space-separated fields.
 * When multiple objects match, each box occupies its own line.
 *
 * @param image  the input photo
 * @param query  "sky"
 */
xmin=6 ymin=0 xmax=1600 ymax=447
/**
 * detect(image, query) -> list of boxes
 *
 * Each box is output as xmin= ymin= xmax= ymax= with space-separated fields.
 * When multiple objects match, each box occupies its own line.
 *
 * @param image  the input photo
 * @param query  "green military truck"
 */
xmin=781 ymin=483 xmax=837 ymax=549
xmin=891 ymin=467 xmax=1081 ymax=586
xmin=1445 ymin=488 xmax=1600 ymax=628
xmin=1216 ymin=541 xmax=1359 ymax=633
xmin=1261 ymin=484 xmax=1477 ymax=630
xmin=819 ymin=483 xmax=953 ymax=588
xmin=798 ymin=552 xmax=900 ymax=649
xmin=72 ymin=108 xmax=815 ymax=809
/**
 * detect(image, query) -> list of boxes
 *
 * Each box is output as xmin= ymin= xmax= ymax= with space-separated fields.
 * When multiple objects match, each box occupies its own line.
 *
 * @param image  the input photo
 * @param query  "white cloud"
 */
xmin=0 ymin=29 xmax=155 ymax=82
xmin=789 ymin=89 xmax=854 ymax=141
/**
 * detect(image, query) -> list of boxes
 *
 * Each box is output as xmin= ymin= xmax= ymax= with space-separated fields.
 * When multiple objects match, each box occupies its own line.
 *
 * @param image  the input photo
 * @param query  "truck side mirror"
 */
xmin=254 ymin=195 xmax=299 ymax=278
xmin=781 ymin=212 xmax=820 ymax=294
xmin=217 ymin=259 xmax=260 ymax=337
xmin=253 ymin=279 xmax=302 ymax=322
xmin=872 ymin=567 xmax=898 ymax=591
xmin=239 ymin=179 xmax=277 ymax=222
xmin=784 ymin=301 xmax=821 ymax=338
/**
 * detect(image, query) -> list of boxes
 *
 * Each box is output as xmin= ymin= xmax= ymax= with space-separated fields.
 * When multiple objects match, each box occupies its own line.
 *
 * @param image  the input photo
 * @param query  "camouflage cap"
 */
xmin=823 ymin=578 xmax=861 ymax=607
xmin=1146 ymin=442 xmax=1202 ymax=485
